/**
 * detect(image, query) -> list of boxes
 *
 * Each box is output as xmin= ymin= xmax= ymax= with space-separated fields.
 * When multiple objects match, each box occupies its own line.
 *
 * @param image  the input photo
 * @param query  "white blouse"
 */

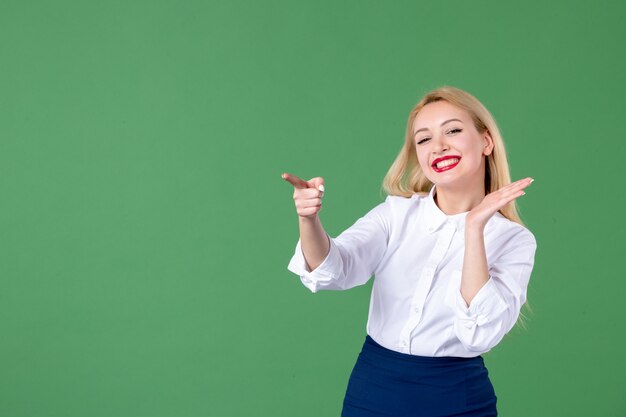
xmin=287 ymin=187 xmax=536 ymax=358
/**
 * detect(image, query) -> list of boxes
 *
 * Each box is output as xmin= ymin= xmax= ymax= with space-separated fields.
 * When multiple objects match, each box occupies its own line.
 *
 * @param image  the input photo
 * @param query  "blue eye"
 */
xmin=417 ymin=137 xmax=431 ymax=145
xmin=447 ymin=128 xmax=462 ymax=134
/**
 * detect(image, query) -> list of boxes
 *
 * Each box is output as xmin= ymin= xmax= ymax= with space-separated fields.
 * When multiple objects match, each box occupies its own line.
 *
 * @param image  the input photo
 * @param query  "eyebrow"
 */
xmin=413 ymin=118 xmax=463 ymax=136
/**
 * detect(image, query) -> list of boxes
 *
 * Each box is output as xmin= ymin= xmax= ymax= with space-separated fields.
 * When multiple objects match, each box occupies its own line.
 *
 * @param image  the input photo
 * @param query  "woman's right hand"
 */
xmin=281 ymin=173 xmax=325 ymax=219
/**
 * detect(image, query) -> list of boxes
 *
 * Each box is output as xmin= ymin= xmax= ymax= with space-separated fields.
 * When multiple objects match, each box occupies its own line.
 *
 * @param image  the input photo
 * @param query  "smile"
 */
xmin=431 ymin=156 xmax=461 ymax=173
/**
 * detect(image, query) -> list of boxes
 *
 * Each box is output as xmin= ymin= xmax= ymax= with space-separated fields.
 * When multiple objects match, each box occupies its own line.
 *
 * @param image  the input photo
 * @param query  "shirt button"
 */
xmin=399 ymin=340 xmax=407 ymax=347
xmin=427 ymin=226 xmax=434 ymax=232
xmin=413 ymin=306 xmax=420 ymax=313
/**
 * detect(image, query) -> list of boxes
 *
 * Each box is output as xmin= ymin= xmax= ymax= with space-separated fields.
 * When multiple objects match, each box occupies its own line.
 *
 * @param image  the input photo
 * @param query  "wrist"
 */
xmin=299 ymin=214 xmax=320 ymax=224
xmin=464 ymin=220 xmax=486 ymax=236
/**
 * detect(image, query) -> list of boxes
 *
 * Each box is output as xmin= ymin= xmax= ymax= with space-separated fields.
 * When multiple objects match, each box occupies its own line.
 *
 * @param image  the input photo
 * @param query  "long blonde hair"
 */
xmin=383 ymin=86 xmax=522 ymax=224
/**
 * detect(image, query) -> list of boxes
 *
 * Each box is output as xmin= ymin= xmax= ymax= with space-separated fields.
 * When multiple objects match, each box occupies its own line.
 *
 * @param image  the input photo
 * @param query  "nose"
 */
xmin=431 ymin=132 xmax=449 ymax=155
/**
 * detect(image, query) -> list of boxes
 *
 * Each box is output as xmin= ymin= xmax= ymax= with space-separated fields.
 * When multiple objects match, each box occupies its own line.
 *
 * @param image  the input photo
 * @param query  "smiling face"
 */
xmin=412 ymin=100 xmax=494 ymax=192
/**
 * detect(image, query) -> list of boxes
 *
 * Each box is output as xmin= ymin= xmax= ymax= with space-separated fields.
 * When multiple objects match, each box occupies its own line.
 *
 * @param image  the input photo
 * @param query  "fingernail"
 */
xmin=529 ymin=178 xmax=534 ymax=183
xmin=318 ymin=185 xmax=325 ymax=192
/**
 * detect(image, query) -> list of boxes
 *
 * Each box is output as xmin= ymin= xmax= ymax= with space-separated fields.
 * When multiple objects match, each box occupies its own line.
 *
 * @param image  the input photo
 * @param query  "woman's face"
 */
xmin=412 ymin=100 xmax=494 ymax=191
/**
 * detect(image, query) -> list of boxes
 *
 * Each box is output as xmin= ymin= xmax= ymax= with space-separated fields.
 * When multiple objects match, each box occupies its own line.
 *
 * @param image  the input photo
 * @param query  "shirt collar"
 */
xmin=424 ymin=185 xmax=468 ymax=233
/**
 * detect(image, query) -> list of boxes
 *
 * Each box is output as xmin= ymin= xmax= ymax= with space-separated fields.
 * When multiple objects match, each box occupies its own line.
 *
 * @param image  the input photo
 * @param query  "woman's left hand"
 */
xmin=466 ymin=177 xmax=534 ymax=229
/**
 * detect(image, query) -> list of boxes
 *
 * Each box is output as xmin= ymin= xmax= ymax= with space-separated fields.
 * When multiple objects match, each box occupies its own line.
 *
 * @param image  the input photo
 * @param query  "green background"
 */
xmin=1 ymin=0 xmax=624 ymax=416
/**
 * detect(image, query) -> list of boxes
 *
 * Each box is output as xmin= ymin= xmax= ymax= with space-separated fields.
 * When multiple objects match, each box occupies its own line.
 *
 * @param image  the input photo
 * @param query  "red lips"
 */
xmin=431 ymin=155 xmax=461 ymax=173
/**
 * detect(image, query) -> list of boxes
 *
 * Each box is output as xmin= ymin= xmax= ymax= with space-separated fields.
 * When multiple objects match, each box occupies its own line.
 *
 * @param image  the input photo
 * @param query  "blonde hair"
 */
xmin=383 ymin=86 xmax=522 ymax=224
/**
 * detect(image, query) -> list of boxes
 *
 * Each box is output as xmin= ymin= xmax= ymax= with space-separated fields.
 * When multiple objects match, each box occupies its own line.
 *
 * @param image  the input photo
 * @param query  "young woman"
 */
xmin=282 ymin=86 xmax=536 ymax=417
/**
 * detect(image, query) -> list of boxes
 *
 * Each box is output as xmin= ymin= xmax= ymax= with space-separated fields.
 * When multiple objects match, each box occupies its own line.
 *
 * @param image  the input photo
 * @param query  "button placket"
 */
xmin=398 ymin=225 xmax=458 ymax=353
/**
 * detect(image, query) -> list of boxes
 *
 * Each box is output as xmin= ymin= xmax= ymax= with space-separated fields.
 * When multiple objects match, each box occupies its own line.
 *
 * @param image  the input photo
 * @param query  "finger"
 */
xmin=294 ymin=188 xmax=324 ymax=200
xmin=282 ymin=173 xmax=310 ymax=189
xmin=496 ymin=178 xmax=534 ymax=196
xmin=295 ymin=198 xmax=323 ymax=210
xmin=497 ymin=192 xmax=521 ymax=206
xmin=307 ymin=177 xmax=326 ymax=193
xmin=494 ymin=189 xmax=527 ymax=209
xmin=509 ymin=177 xmax=534 ymax=189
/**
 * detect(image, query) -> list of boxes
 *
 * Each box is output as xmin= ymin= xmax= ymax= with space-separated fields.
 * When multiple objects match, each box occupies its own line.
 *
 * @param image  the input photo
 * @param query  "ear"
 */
xmin=482 ymin=131 xmax=494 ymax=156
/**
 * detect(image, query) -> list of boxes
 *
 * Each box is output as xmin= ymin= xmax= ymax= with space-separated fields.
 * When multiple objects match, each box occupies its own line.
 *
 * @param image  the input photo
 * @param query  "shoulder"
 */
xmin=366 ymin=193 xmax=426 ymax=221
xmin=361 ymin=193 xmax=426 ymax=232
xmin=487 ymin=213 xmax=537 ymax=249
xmin=382 ymin=193 xmax=428 ymax=211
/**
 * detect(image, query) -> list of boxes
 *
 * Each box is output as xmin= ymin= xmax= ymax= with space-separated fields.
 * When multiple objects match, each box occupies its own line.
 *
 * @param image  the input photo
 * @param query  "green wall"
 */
xmin=1 ymin=1 xmax=624 ymax=416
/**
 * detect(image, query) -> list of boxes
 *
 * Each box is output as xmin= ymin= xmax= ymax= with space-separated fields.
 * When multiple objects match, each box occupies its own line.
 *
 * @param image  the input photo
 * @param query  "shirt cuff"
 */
xmin=287 ymin=236 xmax=344 ymax=293
xmin=454 ymin=277 xmax=508 ymax=331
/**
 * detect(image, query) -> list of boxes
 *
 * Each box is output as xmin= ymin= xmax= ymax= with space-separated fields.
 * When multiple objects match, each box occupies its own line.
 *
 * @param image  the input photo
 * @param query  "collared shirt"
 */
xmin=287 ymin=187 xmax=537 ymax=357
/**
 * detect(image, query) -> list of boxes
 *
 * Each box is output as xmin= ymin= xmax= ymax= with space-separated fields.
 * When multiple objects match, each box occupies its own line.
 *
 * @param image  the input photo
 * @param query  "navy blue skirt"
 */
xmin=342 ymin=336 xmax=497 ymax=417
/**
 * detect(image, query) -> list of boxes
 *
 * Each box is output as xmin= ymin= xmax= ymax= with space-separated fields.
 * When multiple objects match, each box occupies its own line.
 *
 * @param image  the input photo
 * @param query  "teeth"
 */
xmin=435 ymin=158 xmax=459 ymax=169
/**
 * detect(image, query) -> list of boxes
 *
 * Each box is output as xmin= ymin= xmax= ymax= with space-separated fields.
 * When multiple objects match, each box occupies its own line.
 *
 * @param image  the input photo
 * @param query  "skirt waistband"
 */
xmin=363 ymin=335 xmax=484 ymax=366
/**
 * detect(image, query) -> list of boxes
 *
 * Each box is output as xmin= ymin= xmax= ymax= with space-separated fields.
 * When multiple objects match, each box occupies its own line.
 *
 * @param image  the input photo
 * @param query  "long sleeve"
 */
xmin=451 ymin=229 xmax=537 ymax=352
xmin=287 ymin=198 xmax=391 ymax=293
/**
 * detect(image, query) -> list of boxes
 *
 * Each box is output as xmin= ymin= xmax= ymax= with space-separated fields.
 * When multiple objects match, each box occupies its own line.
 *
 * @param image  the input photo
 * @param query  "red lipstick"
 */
xmin=431 ymin=155 xmax=461 ymax=173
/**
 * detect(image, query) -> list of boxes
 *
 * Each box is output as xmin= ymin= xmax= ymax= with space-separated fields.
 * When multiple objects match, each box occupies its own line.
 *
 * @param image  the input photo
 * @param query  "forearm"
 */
xmin=299 ymin=215 xmax=330 ymax=271
xmin=460 ymin=226 xmax=490 ymax=307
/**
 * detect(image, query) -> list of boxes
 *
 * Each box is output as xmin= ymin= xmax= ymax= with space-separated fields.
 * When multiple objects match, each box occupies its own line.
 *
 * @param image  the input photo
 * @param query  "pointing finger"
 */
xmin=282 ymin=173 xmax=309 ymax=189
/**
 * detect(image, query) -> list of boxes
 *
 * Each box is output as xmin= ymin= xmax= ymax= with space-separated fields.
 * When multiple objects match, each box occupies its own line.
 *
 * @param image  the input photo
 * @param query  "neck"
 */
xmin=434 ymin=183 xmax=485 ymax=215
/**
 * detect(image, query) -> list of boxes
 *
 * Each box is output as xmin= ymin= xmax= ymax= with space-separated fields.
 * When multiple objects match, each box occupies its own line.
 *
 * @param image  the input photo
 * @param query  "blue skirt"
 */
xmin=342 ymin=336 xmax=497 ymax=417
